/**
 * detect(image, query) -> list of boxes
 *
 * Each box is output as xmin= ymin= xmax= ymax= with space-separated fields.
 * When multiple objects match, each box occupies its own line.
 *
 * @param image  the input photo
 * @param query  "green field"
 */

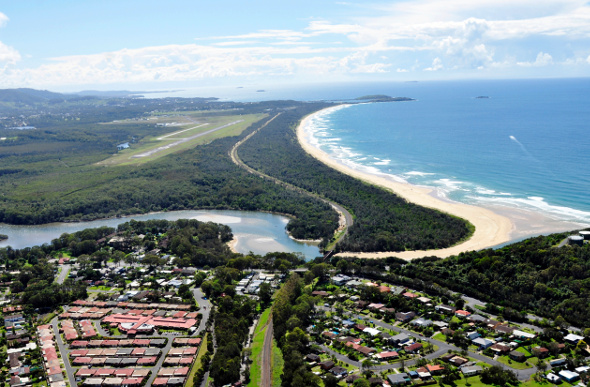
xmin=186 ymin=333 xmax=208 ymax=387
xmin=98 ymin=113 xmax=266 ymax=166
xmin=248 ymin=308 xmax=272 ymax=387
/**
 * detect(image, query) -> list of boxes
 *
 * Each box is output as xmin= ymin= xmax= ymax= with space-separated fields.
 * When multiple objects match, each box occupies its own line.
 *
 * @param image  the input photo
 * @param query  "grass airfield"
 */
xmin=98 ymin=112 xmax=266 ymax=166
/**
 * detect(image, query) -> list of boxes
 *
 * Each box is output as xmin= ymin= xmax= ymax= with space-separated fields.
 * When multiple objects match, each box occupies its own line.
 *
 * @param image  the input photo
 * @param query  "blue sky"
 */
xmin=0 ymin=0 xmax=589 ymax=91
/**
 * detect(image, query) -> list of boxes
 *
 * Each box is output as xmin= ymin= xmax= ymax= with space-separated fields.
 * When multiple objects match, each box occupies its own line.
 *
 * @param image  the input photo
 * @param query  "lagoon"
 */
xmin=0 ymin=210 xmax=322 ymax=260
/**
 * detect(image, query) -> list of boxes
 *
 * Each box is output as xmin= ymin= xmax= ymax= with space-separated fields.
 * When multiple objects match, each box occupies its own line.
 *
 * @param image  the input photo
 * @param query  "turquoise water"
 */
xmin=0 ymin=210 xmax=321 ymax=259
xmin=304 ymin=79 xmax=590 ymax=226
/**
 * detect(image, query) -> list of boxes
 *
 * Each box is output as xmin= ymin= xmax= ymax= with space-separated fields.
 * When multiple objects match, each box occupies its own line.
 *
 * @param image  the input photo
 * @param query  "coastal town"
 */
xmin=0 ymin=232 xmax=588 ymax=387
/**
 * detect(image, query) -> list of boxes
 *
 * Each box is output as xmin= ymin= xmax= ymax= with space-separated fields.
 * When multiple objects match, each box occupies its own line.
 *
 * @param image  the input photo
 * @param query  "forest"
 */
xmin=0 ymin=93 xmax=470 ymax=252
xmin=325 ymin=230 xmax=590 ymax=327
xmin=239 ymin=105 xmax=471 ymax=252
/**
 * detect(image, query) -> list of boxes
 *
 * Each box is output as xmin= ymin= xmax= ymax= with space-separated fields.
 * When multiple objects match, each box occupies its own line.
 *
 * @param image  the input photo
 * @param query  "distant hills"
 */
xmin=0 ymin=88 xmax=217 ymax=105
xmin=0 ymin=88 xmax=72 ymax=104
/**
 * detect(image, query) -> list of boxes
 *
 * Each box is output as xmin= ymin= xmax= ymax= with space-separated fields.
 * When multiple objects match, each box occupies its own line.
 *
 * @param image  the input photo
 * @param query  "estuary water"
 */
xmin=0 ymin=210 xmax=321 ymax=259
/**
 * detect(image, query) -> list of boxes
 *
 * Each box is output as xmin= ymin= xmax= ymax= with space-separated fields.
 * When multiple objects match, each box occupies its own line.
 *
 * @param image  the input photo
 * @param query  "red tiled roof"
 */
xmin=122 ymin=378 xmax=143 ymax=385
xmin=76 ymin=369 xmax=96 ymax=376
xmin=153 ymin=378 xmax=168 ymax=386
xmin=114 ymin=369 xmax=134 ymax=377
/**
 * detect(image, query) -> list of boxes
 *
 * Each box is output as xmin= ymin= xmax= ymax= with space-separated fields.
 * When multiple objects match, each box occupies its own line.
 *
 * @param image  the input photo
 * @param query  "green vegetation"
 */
xmin=387 ymin=231 xmax=590 ymax=326
xmin=239 ymin=105 xmax=471 ymax=252
xmin=273 ymin=274 xmax=320 ymax=386
xmin=98 ymin=113 xmax=266 ymax=166
xmin=271 ymin=339 xmax=283 ymax=387
xmin=247 ymin=308 xmax=272 ymax=387
xmin=0 ymin=93 xmax=471 ymax=253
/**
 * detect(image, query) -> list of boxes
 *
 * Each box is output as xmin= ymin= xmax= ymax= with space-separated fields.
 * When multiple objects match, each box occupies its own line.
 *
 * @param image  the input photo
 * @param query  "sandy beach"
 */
xmin=296 ymin=107 xmax=581 ymax=260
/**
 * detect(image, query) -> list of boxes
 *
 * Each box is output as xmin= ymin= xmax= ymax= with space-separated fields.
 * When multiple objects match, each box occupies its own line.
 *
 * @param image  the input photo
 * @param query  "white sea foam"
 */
xmin=373 ymin=159 xmax=391 ymax=165
xmin=472 ymin=195 xmax=590 ymax=223
xmin=404 ymin=171 xmax=435 ymax=177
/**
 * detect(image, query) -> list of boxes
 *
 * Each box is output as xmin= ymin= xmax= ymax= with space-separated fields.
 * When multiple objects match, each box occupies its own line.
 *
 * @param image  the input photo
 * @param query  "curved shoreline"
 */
xmin=296 ymin=107 xmax=514 ymax=260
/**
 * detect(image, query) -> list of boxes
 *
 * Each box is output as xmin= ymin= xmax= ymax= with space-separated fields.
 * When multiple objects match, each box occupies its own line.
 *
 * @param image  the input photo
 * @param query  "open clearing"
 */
xmin=97 ymin=113 xmax=266 ymax=166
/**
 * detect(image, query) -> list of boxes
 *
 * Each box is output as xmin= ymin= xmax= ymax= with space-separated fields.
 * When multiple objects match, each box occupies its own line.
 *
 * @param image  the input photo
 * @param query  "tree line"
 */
xmin=239 ymin=104 xmax=471 ymax=252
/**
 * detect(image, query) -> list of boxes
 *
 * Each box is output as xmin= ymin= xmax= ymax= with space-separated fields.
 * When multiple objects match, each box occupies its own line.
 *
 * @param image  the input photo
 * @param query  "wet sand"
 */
xmin=296 ymin=108 xmax=583 ymax=260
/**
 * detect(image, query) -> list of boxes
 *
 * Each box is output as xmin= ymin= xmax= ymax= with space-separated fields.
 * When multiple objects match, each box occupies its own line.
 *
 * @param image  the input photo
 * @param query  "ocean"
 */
xmin=149 ymin=78 xmax=590 ymax=235
xmin=302 ymin=78 xmax=590 ymax=230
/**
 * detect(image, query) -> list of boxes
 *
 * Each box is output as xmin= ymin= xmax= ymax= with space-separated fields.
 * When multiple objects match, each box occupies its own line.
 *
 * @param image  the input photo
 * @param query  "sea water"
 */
xmin=304 ymin=78 xmax=590 ymax=227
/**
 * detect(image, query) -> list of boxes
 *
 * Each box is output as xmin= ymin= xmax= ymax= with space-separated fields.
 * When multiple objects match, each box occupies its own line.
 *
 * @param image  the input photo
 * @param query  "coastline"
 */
xmin=297 ymin=107 xmax=539 ymax=260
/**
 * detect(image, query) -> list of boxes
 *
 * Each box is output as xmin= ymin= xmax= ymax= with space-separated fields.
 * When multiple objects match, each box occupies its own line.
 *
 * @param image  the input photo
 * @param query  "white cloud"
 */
xmin=0 ymin=41 xmax=21 ymax=65
xmin=517 ymin=52 xmax=554 ymax=67
xmin=0 ymin=12 xmax=8 ymax=27
xmin=0 ymin=13 xmax=20 ymax=66
xmin=2 ymin=1 xmax=590 ymax=87
xmin=425 ymin=57 xmax=443 ymax=71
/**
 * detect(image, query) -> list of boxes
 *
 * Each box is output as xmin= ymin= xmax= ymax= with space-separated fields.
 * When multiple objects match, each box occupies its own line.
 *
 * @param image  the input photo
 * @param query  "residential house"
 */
xmin=405 ymin=343 xmax=423 ymax=354
xmin=564 ymin=333 xmax=585 ymax=345
xmin=388 ymin=373 xmax=411 ymax=385
xmin=411 ymin=318 xmax=432 ymax=328
xmin=330 ymin=366 xmax=348 ymax=377
xmin=495 ymin=324 xmax=515 ymax=335
xmin=395 ymin=311 xmax=416 ymax=323
xmin=509 ymin=350 xmax=526 ymax=362
xmin=390 ymin=333 xmax=411 ymax=345
xmin=462 ymin=366 xmax=483 ymax=376
xmin=448 ymin=356 xmax=468 ymax=366
xmin=319 ymin=360 xmax=335 ymax=371
xmin=532 ymin=347 xmax=549 ymax=359
xmin=490 ymin=343 xmax=511 ymax=355
xmin=513 ymin=330 xmax=536 ymax=340
xmin=436 ymin=305 xmax=456 ymax=314
xmin=472 ymin=337 xmax=494 ymax=350
xmin=546 ymin=374 xmax=561 ymax=384
xmin=375 ymin=351 xmax=399 ymax=360
xmin=559 ymin=370 xmax=580 ymax=383
xmin=466 ymin=331 xmax=480 ymax=340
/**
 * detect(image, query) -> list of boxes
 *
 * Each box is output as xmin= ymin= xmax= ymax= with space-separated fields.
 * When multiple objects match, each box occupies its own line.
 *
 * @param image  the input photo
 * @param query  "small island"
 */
xmin=0 ymin=234 xmax=7 ymax=241
xmin=355 ymin=94 xmax=415 ymax=102
xmin=476 ymin=95 xmax=490 ymax=99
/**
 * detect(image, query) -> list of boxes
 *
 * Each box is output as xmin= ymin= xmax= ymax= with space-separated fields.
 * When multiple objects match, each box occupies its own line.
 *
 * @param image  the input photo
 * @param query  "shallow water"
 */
xmin=0 ymin=210 xmax=321 ymax=260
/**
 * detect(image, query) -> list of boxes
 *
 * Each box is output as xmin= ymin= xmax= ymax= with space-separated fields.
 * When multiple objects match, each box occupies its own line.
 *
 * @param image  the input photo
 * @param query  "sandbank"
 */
xmin=297 ymin=107 xmax=517 ymax=260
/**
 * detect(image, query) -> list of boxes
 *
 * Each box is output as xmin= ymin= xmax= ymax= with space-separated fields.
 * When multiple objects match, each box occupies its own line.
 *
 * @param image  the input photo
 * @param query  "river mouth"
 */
xmin=0 ymin=210 xmax=321 ymax=260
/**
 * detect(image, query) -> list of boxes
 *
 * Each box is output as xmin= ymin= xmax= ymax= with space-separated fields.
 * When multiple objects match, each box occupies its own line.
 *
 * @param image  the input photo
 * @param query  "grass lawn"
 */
xmin=185 ymin=333 xmax=208 ymax=387
xmin=433 ymin=332 xmax=447 ymax=341
xmin=98 ymin=113 xmax=266 ymax=166
xmin=89 ymin=285 xmax=114 ymax=291
xmin=497 ymin=355 xmax=533 ymax=370
xmin=271 ymin=339 xmax=283 ymax=387
xmin=248 ymin=308 xmax=272 ymax=387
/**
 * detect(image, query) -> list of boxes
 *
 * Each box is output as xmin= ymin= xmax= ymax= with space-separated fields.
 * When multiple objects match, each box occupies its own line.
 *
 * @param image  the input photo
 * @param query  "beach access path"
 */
xmin=296 ymin=108 xmax=514 ymax=260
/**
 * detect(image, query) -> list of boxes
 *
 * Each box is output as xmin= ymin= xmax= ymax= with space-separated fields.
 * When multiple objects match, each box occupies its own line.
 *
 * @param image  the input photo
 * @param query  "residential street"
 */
xmin=51 ymin=317 xmax=77 ymax=387
xmin=316 ymin=307 xmax=538 ymax=381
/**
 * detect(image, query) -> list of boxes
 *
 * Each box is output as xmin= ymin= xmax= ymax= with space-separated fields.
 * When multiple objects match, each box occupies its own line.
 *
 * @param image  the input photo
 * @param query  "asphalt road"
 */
xmin=51 ymin=317 xmax=77 ymax=387
xmin=51 ymin=283 xmax=212 ymax=387
xmin=192 ymin=287 xmax=211 ymax=334
xmin=56 ymin=265 xmax=72 ymax=284
xmin=229 ymin=113 xmax=353 ymax=246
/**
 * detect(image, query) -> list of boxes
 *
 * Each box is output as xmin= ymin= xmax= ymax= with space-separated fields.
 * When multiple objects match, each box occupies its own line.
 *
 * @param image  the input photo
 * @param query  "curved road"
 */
xmin=229 ymin=113 xmax=353 ymax=247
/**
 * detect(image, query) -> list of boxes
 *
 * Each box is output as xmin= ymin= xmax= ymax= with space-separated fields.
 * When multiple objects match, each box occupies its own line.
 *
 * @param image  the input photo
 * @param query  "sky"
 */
xmin=0 ymin=0 xmax=589 ymax=92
